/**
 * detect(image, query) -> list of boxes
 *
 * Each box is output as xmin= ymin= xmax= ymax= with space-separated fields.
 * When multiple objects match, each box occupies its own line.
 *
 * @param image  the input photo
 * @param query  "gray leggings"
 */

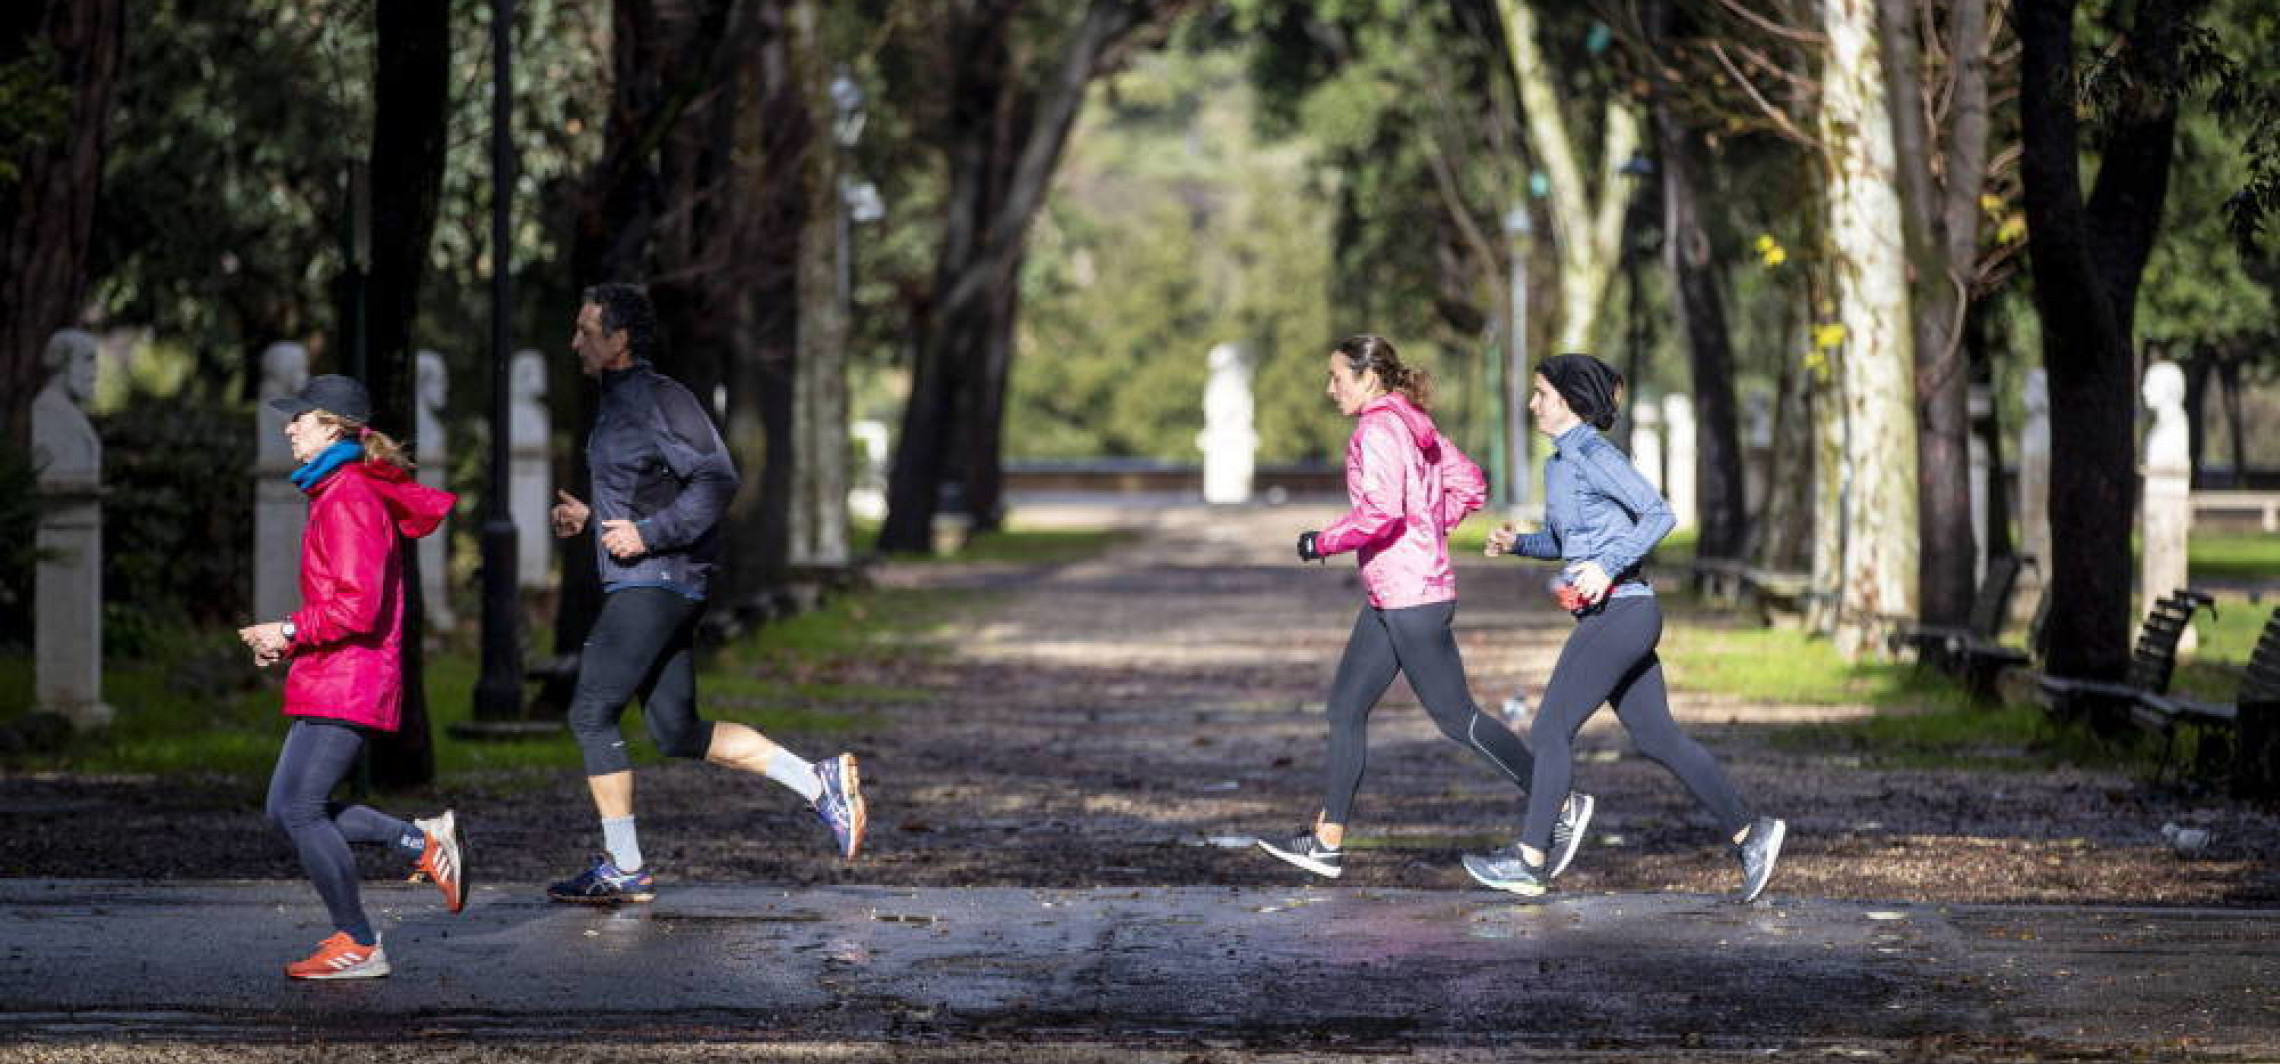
xmin=1322 ymin=600 xmax=1535 ymax=826
xmin=568 ymin=587 xmax=713 ymax=776
xmin=1519 ymin=595 xmax=1749 ymax=851
xmin=265 ymin=719 xmax=414 ymax=944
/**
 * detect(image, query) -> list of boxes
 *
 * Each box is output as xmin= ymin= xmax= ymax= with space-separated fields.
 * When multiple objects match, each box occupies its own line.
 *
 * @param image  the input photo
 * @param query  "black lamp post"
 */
xmin=468 ymin=0 xmax=525 ymax=728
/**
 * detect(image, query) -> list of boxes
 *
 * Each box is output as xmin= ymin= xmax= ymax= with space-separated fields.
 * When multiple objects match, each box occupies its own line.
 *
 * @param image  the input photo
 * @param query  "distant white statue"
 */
xmin=34 ymin=329 xmax=110 ymax=729
xmin=509 ymin=350 xmax=552 ymax=588
xmin=1197 ymin=342 xmax=1256 ymax=504
xmin=414 ymin=351 xmax=456 ymax=627
xmin=2140 ymin=361 xmax=2192 ymax=634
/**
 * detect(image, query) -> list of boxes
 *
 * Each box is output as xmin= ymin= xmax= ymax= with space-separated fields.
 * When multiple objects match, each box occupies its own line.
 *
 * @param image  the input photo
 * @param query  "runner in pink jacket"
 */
xmin=236 ymin=374 xmax=468 ymax=980
xmin=1257 ymin=335 xmax=1588 ymax=881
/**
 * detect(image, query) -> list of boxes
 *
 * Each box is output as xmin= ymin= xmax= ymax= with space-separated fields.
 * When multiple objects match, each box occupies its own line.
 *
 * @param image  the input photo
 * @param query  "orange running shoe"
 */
xmin=408 ymin=810 xmax=467 ymax=913
xmin=284 ymin=932 xmax=390 ymax=980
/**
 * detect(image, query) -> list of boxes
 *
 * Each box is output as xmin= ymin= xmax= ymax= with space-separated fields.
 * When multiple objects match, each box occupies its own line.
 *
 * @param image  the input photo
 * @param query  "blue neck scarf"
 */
xmin=290 ymin=440 xmax=364 ymax=491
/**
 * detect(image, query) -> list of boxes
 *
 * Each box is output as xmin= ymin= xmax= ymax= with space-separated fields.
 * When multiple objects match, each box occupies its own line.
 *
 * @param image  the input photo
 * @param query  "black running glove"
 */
xmin=1296 ymin=530 xmax=1323 ymax=563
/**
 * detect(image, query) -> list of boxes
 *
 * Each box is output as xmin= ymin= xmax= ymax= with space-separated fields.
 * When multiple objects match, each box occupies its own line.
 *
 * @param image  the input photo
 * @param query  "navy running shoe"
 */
xmin=546 ymin=855 xmax=655 ymax=904
xmin=1462 ymin=845 xmax=1549 ymax=896
xmin=813 ymin=753 xmax=867 ymax=860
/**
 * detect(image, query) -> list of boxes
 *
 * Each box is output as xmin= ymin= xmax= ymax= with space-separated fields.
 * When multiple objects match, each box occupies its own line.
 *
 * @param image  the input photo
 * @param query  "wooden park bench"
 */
xmin=1889 ymin=554 xmax=2033 ymax=686
xmin=2036 ymin=589 xmax=2217 ymax=736
xmin=1686 ymin=557 xmax=1820 ymax=626
xmin=2131 ymin=605 xmax=2280 ymax=793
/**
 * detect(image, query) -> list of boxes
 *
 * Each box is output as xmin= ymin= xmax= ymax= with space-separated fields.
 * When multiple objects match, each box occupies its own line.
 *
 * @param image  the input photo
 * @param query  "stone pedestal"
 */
xmin=509 ymin=350 xmax=552 ymax=589
xmin=252 ymin=344 xmax=309 ymax=622
xmin=2140 ymin=361 xmax=2192 ymax=649
xmin=1661 ymin=393 xmax=1697 ymax=531
xmin=1968 ymin=383 xmax=1992 ymax=584
xmin=1632 ymin=400 xmax=1665 ymax=493
xmin=415 ymin=351 xmax=456 ymax=628
xmin=1198 ymin=343 xmax=1256 ymax=504
xmin=33 ymin=330 xmax=110 ymax=729
xmin=2016 ymin=369 xmax=2051 ymax=626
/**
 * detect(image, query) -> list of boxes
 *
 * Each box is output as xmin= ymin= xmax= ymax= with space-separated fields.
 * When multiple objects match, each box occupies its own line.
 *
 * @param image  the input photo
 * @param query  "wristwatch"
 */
xmin=280 ymin=619 xmax=297 ymax=643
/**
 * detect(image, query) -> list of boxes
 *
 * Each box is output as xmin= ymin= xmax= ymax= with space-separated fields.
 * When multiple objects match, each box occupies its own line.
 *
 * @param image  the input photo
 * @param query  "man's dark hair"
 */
xmin=582 ymin=282 xmax=659 ymax=362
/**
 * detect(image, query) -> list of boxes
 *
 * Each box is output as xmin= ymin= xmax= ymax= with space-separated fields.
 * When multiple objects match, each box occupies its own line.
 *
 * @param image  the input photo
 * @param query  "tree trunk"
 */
xmin=1493 ymin=0 xmax=1639 ymax=354
xmin=541 ymin=0 xmax=743 ymax=704
xmin=360 ymin=0 xmax=451 ymax=789
xmin=0 ymin=0 xmax=123 ymax=448
xmin=1819 ymin=0 xmax=1919 ymax=659
xmin=881 ymin=0 xmax=1172 ymax=552
xmin=2017 ymin=0 xmax=2188 ymax=681
xmin=1879 ymin=0 xmax=1988 ymax=629
xmin=1644 ymin=2 xmax=1747 ymax=562
xmin=788 ymin=0 xmax=850 ymax=567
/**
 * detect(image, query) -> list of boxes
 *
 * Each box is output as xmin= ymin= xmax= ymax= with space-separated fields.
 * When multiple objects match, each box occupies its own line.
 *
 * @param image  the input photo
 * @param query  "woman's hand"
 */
xmin=1565 ymin=561 xmax=1612 ymax=603
xmin=600 ymin=519 xmax=648 ymax=560
xmin=238 ymin=622 xmax=289 ymax=667
xmin=1296 ymin=530 xmax=1323 ymax=563
xmin=1484 ymin=523 xmax=1517 ymax=557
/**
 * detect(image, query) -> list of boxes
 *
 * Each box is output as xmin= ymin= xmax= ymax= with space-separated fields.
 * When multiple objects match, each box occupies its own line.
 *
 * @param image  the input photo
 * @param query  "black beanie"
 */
xmin=1537 ymin=353 xmax=1622 ymax=431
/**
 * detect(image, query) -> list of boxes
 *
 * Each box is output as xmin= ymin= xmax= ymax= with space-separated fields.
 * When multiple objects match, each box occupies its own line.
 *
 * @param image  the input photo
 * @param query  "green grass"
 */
xmin=0 ymin=517 xmax=1124 ymax=792
xmin=2190 ymin=531 xmax=2280 ymax=583
xmin=851 ymin=517 xmax=1137 ymax=566
xmin=1659 ymin=616 xmax=1976 ymax=713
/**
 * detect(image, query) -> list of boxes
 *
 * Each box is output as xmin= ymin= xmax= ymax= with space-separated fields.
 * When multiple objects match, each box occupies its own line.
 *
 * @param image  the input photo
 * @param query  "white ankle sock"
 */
xmin=766 ymin=749 xmax=824 ymax=803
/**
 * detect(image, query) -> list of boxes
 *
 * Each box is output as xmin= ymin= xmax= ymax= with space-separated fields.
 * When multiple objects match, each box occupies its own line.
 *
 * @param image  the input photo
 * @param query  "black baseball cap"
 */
xmin=268 ymin=374 xmax=372 ymax=423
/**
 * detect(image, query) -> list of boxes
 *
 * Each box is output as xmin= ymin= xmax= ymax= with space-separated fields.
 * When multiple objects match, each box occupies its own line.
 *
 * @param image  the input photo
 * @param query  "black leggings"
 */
xmin=265 ymin=719 xmax=415 ymax=943
xmin=568 ymin=587 xmax=712 ymax=776
xmin=1519 ymin=595 xmax=1749 ymax=851
xmin=1321 ymin=600 xmax=1535 ymax=826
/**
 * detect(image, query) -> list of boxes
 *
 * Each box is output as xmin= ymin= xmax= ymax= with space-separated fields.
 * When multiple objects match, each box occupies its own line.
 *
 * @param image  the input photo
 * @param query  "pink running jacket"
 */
xmin=1314 ymin=393 xmax=1487 ymax=609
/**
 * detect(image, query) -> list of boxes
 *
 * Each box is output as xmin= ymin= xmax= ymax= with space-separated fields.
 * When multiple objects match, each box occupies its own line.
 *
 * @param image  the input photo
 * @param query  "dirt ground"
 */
xmin=5 ymin=504 xmax=2276 ymax=908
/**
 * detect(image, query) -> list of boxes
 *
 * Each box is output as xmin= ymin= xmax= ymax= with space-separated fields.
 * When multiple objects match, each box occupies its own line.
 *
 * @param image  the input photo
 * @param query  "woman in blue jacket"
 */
xmin=1463 ymin=354 xmax=1785 ymax=902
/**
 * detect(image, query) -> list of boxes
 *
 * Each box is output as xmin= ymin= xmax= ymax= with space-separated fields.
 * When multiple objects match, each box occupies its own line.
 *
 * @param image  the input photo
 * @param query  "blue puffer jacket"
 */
xmin=588 ymin=360 xmax=740 ymax=599
xmin=1511 ymin=422 xmax=1674 ymax=601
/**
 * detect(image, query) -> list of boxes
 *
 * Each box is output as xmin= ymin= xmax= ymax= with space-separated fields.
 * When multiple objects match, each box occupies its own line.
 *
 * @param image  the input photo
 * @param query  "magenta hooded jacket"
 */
xmin=1313 ymin=393 xmax=1488 ymax=609
xmin=281 ymin=459 xmax=456 ymax=731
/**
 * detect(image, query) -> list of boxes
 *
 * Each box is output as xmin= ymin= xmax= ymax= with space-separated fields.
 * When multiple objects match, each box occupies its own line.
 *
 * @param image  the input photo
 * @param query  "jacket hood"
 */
xmin=320 ymin=460 xmax=456 ymax=539
xmin=1360 ymin=392 xmax=1440 ymax=449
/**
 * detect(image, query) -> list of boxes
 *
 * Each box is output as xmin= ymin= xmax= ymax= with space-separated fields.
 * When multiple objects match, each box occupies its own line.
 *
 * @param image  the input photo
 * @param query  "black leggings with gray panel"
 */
xmin=1321 ymin=600 xmax=1536 ymax=826
xmin=1518 ymin=594 xmax=1750 ymax=852
xmin=568 ymin=586 xmax=714 ymax=775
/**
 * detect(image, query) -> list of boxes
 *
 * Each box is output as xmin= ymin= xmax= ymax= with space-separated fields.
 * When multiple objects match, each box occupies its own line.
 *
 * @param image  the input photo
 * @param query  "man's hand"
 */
xmin=551 ymin=490 xmax=590 ymax=538
xmin=599 ymin=519 xmax=647 ymax=560
xmin=1484 ymin=522 xmax=1518 ymax=558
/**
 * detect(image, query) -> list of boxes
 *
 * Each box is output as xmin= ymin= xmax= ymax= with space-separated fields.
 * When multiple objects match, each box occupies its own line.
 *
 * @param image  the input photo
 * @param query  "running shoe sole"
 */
xmin=1548 ymin=793 xmax=1595 ymax=879
xmin=410 ymin=810 xmax=467 ymax=913
xmin=1255 ymin=838 xmax=1342 ymax=879
xmin=1739 ymin=818 xmax=1786 ymax=904
xmin=831 ymin=753 xmax=868 ymax=860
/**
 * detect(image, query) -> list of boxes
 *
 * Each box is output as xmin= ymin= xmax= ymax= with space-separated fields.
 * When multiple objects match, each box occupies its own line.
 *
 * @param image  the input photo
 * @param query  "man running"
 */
xmin=547 ymin=281 xmax=867 ymax=904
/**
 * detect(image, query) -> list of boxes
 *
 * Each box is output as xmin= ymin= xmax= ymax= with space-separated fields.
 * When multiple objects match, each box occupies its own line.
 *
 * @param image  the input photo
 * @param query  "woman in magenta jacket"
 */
xmin=236 ymin=374 xmax=467 ymax=980
xmin=1256 ymin=335 xmax=1589 ymax=881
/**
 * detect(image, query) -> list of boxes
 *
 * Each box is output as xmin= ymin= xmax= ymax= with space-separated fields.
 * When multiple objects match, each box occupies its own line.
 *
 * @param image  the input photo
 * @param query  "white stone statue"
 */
xmin=509 ymin=350 xmax=552 ymax=588
xmin=415 ymin=351 xmax=456 ymax=627
xmin=252 ymin=344 xmax=310 ymax=621
xmin=1196 ymin=342 xmax=1256 ymax=504
xmin=2140 ymin=360 xmax=2192 ymax=634
xmin=1661 ymin=393 xmax=1698 ymax=531
xmin=33 ymin=329 xmax=111 ymax=729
